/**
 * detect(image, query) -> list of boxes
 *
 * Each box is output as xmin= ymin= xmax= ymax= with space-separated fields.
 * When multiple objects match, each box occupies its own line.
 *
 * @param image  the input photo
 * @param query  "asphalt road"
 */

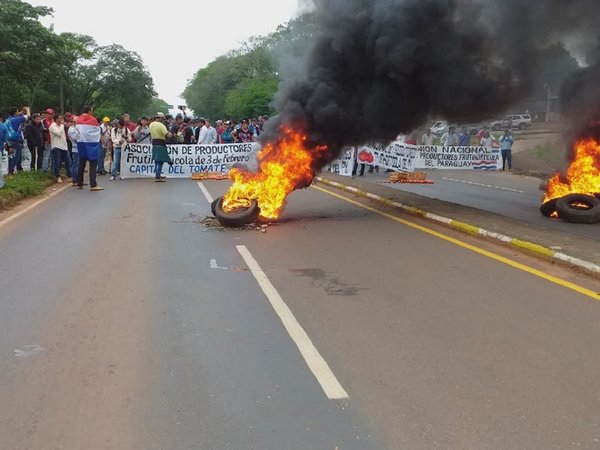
xmin=357 ymin=170 xmax=600 ymax=240
xmin=1 ymin=179 xmax=600 ymax=449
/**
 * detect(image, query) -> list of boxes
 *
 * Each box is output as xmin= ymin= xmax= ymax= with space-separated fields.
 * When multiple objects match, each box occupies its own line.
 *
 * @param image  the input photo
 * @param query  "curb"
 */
xmin=315 ymin=176 xmax=600 ymax=278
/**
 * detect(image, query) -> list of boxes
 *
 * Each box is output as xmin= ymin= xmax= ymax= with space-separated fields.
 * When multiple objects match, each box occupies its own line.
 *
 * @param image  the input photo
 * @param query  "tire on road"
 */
xmin=211 ymin=198 xmax=219 ymax=217
xmin=214 ymin=196 xmax=260 ymax=227
xmin=539 ymin=198 xmax=559 ymax=218
xmin=556 ymin=194 xmax=600 ymax=224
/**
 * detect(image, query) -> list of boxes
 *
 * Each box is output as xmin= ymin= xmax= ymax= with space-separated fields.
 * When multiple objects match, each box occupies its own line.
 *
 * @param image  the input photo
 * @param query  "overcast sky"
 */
xmin=29 ymin=0 xmax=299 ymax=108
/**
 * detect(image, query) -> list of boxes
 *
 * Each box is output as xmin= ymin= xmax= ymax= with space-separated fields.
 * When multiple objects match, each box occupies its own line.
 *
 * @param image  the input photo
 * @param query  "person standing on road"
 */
xmin=6 ymin=106 xmax=30 ymax=175
xmin=98 ymin=117 xmax=111 ymax=175
xmin=49 ymin=114 xmax=72 ymax=183
xmin=68 ymin=117 xmax=80 ymax=186
xmin=441 ymin=126 xmax=458 ymax=146
xmin=109 ymin=118 xmax=132 ymax=181
xmin=133 ymin=117 xmax=152 ymax=145
xmin=76 ymin=106 xmax=104 ymax=191
xmin=41 ymin=108 xmax=54 ymax=172
xmin=499 ymin=129 xmax=514 ymax=171
xmin=149 ymin=113 xmax=172 ymax=182
xmin=0 ymin=118 xmax=7 ymax=188
xmin=421 ymin=129 xmax=434 ymax=145
xmin=458 ymin=127 xmax=471 ymax=146
xmin=480 ymin=129 xmax=496 ymax=149
xmin=24 ymin=113 xmax=44 ymax=170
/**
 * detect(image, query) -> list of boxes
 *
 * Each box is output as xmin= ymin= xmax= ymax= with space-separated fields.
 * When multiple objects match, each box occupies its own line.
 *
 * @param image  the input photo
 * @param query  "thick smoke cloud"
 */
xmin=260 ymin=0 xmax=600 ymax=167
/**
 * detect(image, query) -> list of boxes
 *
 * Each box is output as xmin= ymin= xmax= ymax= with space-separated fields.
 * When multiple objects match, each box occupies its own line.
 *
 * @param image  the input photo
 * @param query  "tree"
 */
xmin=224 ymin=78 xmax=278 ymax=118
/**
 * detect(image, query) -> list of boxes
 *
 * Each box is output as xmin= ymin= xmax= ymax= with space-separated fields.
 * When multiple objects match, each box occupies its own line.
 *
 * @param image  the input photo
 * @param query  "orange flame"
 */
xmin=544 ymin=138 xmax=600 ymax=202
xmin=222 ymin=128 xmax=329 ymax=220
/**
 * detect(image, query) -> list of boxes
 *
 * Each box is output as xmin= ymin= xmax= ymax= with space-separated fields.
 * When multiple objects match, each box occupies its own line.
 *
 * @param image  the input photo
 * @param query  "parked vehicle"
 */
xmin=430 ymin=120 xmax=449 ymax=136
xmin=489 ymin=114 xmax=532 ymax=131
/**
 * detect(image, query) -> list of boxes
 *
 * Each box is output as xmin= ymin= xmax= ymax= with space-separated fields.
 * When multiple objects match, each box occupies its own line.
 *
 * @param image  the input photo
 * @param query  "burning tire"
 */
xmin=214 ymin=196 xmax=260 ymax=227
xmin=555 ymin=194 xmax=600 ymax=224
xmin=539 ymin=198 xmax=559 ymax=218
xmin=211 ymin=198 xmax=219 ymax=216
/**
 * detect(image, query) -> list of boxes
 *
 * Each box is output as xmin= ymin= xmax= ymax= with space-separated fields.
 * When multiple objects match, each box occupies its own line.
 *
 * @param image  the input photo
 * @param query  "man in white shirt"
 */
xmin=49 ymin=114 xmax=72 ymax=183
xmin=197 ymin=119 xmax=218 ymax=145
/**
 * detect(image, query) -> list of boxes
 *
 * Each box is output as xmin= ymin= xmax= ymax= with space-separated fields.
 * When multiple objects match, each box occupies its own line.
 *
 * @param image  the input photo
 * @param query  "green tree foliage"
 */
xmin=183 ymin=15 xmax=316 ymax=120
xmin=0 ymin=0 xmax=157 ymax=118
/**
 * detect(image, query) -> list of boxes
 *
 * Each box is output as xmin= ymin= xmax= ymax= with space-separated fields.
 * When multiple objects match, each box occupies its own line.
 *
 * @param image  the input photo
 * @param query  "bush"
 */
xmin=0 ymin=171 xmax=55 ymax=210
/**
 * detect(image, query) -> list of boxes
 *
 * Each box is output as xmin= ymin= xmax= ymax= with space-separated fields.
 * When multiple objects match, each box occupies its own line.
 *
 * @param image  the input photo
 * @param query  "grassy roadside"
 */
xmin=0 ymin=171 xmax=56 ymax=210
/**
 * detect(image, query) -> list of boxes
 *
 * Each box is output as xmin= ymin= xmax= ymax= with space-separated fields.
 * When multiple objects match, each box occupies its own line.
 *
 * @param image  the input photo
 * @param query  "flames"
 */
xmin=544 ymin=138 xmax=600 ymax=202
xmin=222 ymin=128 xmax=329 ymax=220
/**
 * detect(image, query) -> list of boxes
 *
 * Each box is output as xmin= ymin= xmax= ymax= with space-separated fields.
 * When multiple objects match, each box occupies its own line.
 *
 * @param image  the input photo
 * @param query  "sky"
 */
xmin=28 ymin=0 xmax=299 ymax=110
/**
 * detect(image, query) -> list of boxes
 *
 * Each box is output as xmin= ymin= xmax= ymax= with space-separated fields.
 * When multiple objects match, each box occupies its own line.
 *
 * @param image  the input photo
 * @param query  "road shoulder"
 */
xmin=316 ymin=173 xmax=600 ymax=278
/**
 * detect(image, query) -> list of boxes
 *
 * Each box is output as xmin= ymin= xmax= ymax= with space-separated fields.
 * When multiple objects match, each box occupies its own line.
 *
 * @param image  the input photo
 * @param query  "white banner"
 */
xmin=326 ymin=147 xmax=356 ymax=177
xmin=356 ymin=142 xmax=417 ymax=173
xmin=353 ymin=141 xmax=501 ymax=171
xmin=121 ymin=143 xmax=258 ymax=178
xmin=415 ymin=145 xmax=501 ymax=170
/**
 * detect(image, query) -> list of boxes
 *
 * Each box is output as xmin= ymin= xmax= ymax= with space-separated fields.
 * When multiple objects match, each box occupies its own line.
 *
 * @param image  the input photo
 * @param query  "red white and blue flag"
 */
xmin=76 ymin=114 xmax=101 ymax=160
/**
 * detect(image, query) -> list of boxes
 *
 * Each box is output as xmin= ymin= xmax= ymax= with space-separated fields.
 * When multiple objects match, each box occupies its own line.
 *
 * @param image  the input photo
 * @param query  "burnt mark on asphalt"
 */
xmin=290 ymin=268 xmax=365 ymax=296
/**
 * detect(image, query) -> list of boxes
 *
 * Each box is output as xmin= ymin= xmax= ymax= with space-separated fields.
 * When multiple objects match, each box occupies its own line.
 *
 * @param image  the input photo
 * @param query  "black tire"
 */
xmin=210 ymin=198 xmax=219 ymax=216
xmin=493 ymin=124 xmax=501 ymax=131
xmin=594 ymin=193 xmax=600 ymax=200
xmin=214 ymin=196 xmax=260 ymax=227
xmin=539 ymin=198 xmax=559 ymax=218
xmin=556 ymin=194 xmax=600 ymax=224
xmin=518 ymin=123 xmax=527 ymax=130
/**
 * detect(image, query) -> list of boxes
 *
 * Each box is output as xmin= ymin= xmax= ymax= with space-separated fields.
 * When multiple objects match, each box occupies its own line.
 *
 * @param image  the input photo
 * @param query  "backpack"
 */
xmin=4 ymin=118 xmax=21 ymax=141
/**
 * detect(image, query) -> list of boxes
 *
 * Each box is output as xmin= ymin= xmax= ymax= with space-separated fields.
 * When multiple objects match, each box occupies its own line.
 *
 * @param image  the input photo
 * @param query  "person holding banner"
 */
xmin=149 ymin=113 xmax=172 ymax=182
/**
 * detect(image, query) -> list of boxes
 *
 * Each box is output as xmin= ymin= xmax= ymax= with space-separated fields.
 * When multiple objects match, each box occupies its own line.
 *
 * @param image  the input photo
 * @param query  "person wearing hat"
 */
xmin=149 ymin=113 xmax=172 ymax=182
xmin=98 ymin=116 xmax=111 ymax=175
xmin=40 ymin=108 xmax=54 ymax=172
xmin=220 ymin=120 xmax=234 ymax=144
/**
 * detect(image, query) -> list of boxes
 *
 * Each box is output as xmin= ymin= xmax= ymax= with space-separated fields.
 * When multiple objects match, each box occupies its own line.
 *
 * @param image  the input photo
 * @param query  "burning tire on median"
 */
xmin=555 ymin=194 xmax=600 ymax=224
xmin=539 ymin=198 xmax=560 ymax=218
xmin=214 ymin=196 xmax=260 ymax=227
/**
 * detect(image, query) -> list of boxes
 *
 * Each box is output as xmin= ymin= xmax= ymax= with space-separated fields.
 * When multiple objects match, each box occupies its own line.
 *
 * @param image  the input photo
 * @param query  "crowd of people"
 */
xmin=0 ymin=106 xmax=270 ymax=189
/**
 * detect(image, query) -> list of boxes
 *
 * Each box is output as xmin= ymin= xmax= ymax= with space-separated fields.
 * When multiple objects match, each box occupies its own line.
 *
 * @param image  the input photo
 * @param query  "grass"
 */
xmin=533 ymin=141 xmax=563 ymax=163
xmin=0 ymin=171 xmax=56 ymax=210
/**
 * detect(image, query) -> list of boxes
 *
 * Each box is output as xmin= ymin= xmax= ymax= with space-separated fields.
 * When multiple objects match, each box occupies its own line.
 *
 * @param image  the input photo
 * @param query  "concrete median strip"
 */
xmin=315 ymin=176 xmax=600 ymax=278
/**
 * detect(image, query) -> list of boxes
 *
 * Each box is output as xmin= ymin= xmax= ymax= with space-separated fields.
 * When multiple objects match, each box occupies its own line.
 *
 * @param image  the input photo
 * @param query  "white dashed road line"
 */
xmin=236 ymin=245 xmax=349 ymax=400
xmin=197 ymin=181 xmax=214 ymax=204
xmin=442 ymin=177 xmax=525 ymax=193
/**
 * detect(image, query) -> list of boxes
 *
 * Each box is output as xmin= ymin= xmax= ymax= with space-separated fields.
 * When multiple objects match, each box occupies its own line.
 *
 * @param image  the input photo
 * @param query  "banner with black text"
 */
xmin=121 ymin=143 xmax=258 ymax=178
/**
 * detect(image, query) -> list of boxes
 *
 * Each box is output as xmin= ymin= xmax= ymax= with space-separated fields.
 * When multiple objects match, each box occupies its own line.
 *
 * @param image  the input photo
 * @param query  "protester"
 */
xmin=499 ymin=128 xmax=514 ymax=171
xmin=458 ymin=126 xmax=471 ymax=146
xmin=480 ymin=129 xmax=496 ymax=148
xmin=169 ymin=114 xmax=183 ymax=144
xmin=232 ymin=118 xmax=255 ymax=143
xmin=49 ymin=114 xmax=72 ymax=183
xmin=149 ymin=112 xmax=172 ymax=182
xmin=24 ymin=113 xmax=44 ymax=170
xmin=122 ymin=113 xmax=137 ymax=137
xmin=41 ymin=108 xmax=53 ymax=172
xmin=421 ymin=129 xmax=434 ymax=145
xmin=109 ymin=118 xmax=132 ymax=181
xmin=76 ymin=106 xmax=103 ymax=191
xmin=220 ymin=120 xmax=235 ymax=144
xmin=197 ymin=118 xmax=218 ymax=144
xmin=67 ymin=116 xmax=80 ymax=186
xmin=98 ymin=117 xmax=111 ymax=175
xmin=441 ymin=125 xmax=458 ymax=146
xmin=0 ymin=118 xmax=7 ymax=188
xmin=133 ymin=117 xmax=152 ymax=144
xmin=6 ymin=106 xmax=30 ymax=175
xmin=181 ymin=117 xmax=195 ymax=144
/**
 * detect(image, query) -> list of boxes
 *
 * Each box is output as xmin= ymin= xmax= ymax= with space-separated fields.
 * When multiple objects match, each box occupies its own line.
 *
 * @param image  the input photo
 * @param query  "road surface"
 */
xmin=1 ymin=179 xmax=599 ymax=449
xmin=356 ymin=169 xmax=600 ymax=240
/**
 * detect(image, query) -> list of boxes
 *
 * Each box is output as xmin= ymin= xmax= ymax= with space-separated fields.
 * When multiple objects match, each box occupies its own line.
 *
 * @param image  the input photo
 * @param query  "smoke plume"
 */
xmin=260 ymin=0 xmax=600 ymax=167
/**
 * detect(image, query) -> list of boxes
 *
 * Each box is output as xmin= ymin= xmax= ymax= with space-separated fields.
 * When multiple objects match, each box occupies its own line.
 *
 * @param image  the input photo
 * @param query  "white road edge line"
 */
xmin=236 ymin=245 xmax=349 ymax=400
xmin=197 ymin=181 xmax=214 ymax=204
xmin=0 ymin=183 xmax=71 ymax=230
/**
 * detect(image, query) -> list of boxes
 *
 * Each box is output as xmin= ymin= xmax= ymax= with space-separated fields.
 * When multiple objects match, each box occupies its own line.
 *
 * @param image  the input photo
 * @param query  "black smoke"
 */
xmin=259 ymin=0 xmax=600 ymax=171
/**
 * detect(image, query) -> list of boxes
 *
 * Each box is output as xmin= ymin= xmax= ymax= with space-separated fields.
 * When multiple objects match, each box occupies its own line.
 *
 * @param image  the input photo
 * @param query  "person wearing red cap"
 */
xmin=41 ymin=108 xmax=55 ymax=172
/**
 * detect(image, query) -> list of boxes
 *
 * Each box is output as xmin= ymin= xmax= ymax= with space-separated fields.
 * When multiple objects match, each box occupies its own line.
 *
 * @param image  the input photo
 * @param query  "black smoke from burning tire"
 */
xmin=214 ymin=197 xmax=260 ymax=227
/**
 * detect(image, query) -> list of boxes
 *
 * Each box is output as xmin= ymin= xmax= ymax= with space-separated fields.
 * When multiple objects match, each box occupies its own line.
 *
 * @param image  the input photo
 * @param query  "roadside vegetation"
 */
xmin=0 ymin=171 xmax=55 ymax=210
